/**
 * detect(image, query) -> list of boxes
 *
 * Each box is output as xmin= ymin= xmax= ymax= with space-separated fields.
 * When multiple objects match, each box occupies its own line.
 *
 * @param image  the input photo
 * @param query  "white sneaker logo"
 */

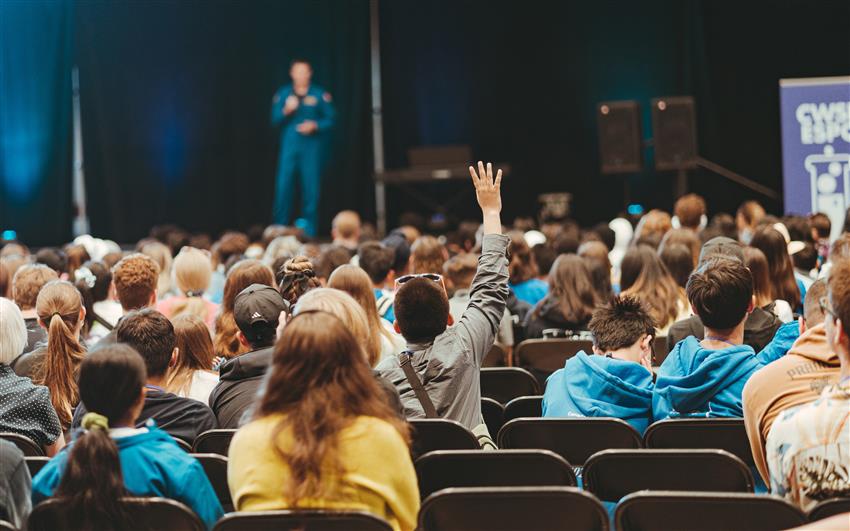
xmin=251 ymin=312 xmax=262 ymax=319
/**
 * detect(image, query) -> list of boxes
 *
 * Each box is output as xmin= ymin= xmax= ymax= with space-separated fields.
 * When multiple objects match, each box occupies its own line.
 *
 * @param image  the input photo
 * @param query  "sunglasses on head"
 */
xmin=395 ymin=273 xmax=443 ymax=286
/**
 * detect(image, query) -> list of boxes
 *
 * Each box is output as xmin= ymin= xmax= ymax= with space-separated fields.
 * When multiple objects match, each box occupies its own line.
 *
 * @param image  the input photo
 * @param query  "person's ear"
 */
xmin=275 ymin=310 xmax=288 ymax=340
xmin=592 ymin=345 xmax=604 ymax=355
xmin=747 ymin=296 xmax=756 ymax=314
xmin=386 ymin=270 xmax=396 ymax=285
xmin=237 ymin=331 xmax=251 ymax=347
xmin=837 ymin=319 xmax=849 ymax=351
xmin=447 ymin=313 xmax=455 ymax=327
xmin=799 ymin=316 xmax=807 ymax=334
xmin=148 ymin=290 xmax=157 ymax=307
xmin=169 ymin=347 xmax=178 ymax=368
xmin=641 ymin=334 xmax=654 ymax=353
xmin=393 ymin=321 xmax=401 ymax=334
xmin=38 ymin=318 xmax=48 ymax=330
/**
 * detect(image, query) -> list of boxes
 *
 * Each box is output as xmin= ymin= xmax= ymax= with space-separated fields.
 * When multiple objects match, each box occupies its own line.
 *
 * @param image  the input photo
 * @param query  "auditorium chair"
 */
xmin=479 ymin=367 xmax=539 ymax=404
xmin=28 ymin=497 xmax=203 ymax=531
xmin=482 ymin=342 xmax=508 ymax=367
xmin=173 ymin=437 xmax=194 ymax=453
xmin=418 ymin=486 xmax=609 ymax=531
xmin=480 ymin=397 xmax=504 ymax=437
xmin=808 ymin=497 xmax=850 ymax=522
xmin=190 ymin=453 xmax=233 ymax=512
xmin=0 ymin=521 xmax=13 ymax=531
xmin=497 ymin=418 xmax=642 ymax=466
xmin=651 ymin=336 xmax=669 ymax=366
xmin=192 ymin=429 xmax=237 ymax=456
xmin=583 ymin=449 xmax=754 ymax=502
xmin=25 ymin=456 xmax=50 ymax=478
xmin=409 ymin=419 xmax=480 ymax=459
xmin=614 ymin=491 xmax=807 ymax=531
xmin=643 ymin=418 xmax=754 ymax=466
xmin=0 ymin=432 xmax=44 ymax=456
xmin=415 ymin=449 xmax=576 ymax=499
xmin=502 ymin=395 xmax=543 ymax=423
xmin=213 ymin=510 xmax=393 ymax=531
xmin=514 ymin=338 xmax=593 ymax=384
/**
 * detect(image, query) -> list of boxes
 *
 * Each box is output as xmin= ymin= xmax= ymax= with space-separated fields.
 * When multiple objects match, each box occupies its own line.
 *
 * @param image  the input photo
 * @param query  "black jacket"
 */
xmin=523 ymin=296 xmax=591 ymax=339
xmin=665 ymin=307 xmax=782 ymax=353
xmin=208 ymin=347 xmax=273 ymax=429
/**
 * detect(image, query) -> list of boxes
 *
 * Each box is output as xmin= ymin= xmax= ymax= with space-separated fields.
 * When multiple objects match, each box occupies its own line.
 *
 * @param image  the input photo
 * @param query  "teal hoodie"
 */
xmin=653 ymin=336 xmax=763 ymax=420
xmin=32 ymin=423 xmax=223 ymax=529
xmin=543 ymin=351 xmax=655 ymax=433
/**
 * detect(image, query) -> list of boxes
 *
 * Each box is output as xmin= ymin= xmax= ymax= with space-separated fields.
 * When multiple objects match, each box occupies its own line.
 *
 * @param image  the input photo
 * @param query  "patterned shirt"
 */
xmin=0 ymin=364 xmax=62 ymax=448
xmin=766 ymin=381 xmax=850 ymax=510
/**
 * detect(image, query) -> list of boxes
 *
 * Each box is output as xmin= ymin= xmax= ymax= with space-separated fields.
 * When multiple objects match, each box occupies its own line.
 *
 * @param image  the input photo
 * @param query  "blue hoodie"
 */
xmin=755 ymin=320 xmax=801 ymax=365
xmin=653 ymin=336 xmax=763 ymax=420
xmin=32 ymin=423 xmax=223 ymax=529
xmin=543 ymin=351 xmax=655 ymax=433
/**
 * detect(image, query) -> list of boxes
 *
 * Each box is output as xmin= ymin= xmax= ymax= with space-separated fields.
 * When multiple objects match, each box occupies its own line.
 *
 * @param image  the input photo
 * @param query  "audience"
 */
xmin=750 ymin=226 xmax=803 ymax=312
xmin=73 ymin=260 xmax=119 ymax=342
xmin=278 ymin=255 xmax=322 ymax=304
xmin=212 ymin=259 xmax=275 ymax=359
xmin=543 ymin=295 xmax=655 ymax=432
xmin=11 ymin=264 xmax=58 ymax=353
xmin=331 ymin=210 xmax=361 ymax=252
xmin=658 ymin=242 xmax=694 ymax=290
xmin=0 ymin=298 xmax=64 ymax=455
xmin=653 ymin=258 xmax=762 ymax=419
xmin=209 ymin=284 xmax=288 ymax=428
xmin=139 ymin=240 xmax=173 ymax=299
xmin=673 ymin=193 xmax=707 ymax=232
xmin=71 ymin=309 xmax=218 ymax=443
xmin=736 ymin=200 xmax=766 ymax=244
xmin=32 ymin=344 xmax=223 ymax=529
xmin=524 ymin=254 xmax=598 ymax=339
xmin=743 ymin=246 xmax=794 ymax=323
xmin=507 ymin=231 xmax=548 ymax=306
xmin=166 ymin=315 xmax=220 ymax=403
xmin=13 ymin=281 xmax=86 ymax=430
xmin=228 ymin=311 xmax=418 ymax=531
xmin=0 ymin=439 xmax=31 ymax=528
xmin=156 ymin=247 xmax=219 ymax=330
xmin=578 ymin=241 xmax=615 ymax=298
xmin=766 ymin=258 xmax=850 ymax=510
xmin=410 ymin=235 xmax=448 ymax=275
xmin=358 ymin=241 xmax=399 ymax=322
xmin=619 ymin=245 xmax=689 ymax=334
xmin=207 ymin=232 xmax=250 ymax=303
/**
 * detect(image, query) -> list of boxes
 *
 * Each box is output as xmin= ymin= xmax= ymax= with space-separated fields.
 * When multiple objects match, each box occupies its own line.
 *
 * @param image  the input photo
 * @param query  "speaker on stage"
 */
xmin=652 ymin=96 xmax=698 ymax=171
xmin=597 ymin=100 xmax=642 ymax=174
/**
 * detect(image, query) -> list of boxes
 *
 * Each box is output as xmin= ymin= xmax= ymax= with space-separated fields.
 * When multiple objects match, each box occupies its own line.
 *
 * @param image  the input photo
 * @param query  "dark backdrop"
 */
xmin=3 ymin=0 xmax=849 ymax=244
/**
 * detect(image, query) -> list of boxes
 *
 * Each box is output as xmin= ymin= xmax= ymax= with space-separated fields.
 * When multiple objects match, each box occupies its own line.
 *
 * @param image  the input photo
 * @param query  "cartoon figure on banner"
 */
xmin=805 ymin=145 xmax=850 ymax=240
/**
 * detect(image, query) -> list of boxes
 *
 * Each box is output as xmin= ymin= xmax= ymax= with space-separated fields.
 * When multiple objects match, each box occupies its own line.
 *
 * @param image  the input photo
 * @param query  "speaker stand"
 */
xmin=675 ymin=169 xmax=688 ymax=198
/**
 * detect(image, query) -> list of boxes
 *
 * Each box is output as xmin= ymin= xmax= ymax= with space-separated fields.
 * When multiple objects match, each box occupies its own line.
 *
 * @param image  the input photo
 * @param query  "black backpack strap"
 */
xmin=398 ymin=350 xmax=438 ymax=418
xmin=91 ymin=310 xmax=114 ymax=331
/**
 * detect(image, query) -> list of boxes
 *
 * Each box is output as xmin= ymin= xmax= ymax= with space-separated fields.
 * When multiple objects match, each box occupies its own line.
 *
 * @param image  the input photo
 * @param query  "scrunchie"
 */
xmin=75 ymin=266 xmax=97 ymax=289
xmin=81 ymin=412 xmax=110 ymax=432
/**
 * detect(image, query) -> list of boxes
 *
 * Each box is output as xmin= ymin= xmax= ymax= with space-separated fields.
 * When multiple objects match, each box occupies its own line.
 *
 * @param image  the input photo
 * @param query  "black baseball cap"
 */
xmin=698 ymin=236 xmax=744 ymax=266
xmin=234 ymin=284 xmax=289 ymax=344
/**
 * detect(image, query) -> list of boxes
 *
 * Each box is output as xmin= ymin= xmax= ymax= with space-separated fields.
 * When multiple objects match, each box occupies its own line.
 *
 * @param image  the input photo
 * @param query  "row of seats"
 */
xmin=18 ymin=487 xmax=850 ymax=530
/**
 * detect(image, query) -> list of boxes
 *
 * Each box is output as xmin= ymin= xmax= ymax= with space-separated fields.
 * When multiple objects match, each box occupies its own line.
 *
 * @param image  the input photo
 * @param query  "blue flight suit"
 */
xmin=271 ymin=84 xmax=335 ymax=236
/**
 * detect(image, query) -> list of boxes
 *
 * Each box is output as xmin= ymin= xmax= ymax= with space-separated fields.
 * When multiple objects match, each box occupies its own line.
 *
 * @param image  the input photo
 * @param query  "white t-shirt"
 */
xmin=180 ymin=370 xmax=220 ymax=404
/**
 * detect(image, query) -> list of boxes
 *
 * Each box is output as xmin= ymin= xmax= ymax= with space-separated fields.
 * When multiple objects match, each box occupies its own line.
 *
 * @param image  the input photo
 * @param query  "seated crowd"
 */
xmin=0 ymin=166 xmax=848 ymax=529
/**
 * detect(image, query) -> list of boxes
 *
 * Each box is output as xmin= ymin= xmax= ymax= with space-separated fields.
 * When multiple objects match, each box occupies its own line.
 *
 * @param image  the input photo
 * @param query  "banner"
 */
xmin=780 ymin=76 xmax=850 ymax=240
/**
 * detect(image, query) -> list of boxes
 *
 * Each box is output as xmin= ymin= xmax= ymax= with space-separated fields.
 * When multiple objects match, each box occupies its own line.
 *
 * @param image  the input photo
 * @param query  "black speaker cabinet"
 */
xmin=652 ymin=96 xmax=698 ymax=170
xmin=597 ymin=100 xmax=642 ymax=174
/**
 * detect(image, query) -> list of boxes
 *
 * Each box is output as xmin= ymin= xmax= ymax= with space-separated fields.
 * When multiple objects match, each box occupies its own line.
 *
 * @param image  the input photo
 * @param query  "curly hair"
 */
xmin=111 ymin=253 xmax=160 ymax=311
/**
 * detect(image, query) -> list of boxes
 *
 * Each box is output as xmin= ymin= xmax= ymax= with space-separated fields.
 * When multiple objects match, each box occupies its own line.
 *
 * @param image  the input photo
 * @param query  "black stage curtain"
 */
xmin=75 ymin=0 xmax=371 ymax=242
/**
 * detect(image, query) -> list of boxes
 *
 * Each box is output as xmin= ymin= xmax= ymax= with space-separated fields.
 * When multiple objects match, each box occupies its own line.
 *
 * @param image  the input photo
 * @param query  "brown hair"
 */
xmin=827 ymin=260 xmax=850 ymax=337
xmin=63 ymin=244 xmax=91 ymax=276
xmin=660 ymin=228 xmax=700 ymax=269
xmin=256 ymin=311 xmax=409 ymax=505
xmin=332 ymin=210 xmax=361 ymax=240
xmin=508 ymin=231 xmax=538 ymax=284
xmin=140 ymin=241 xmax=173 ymax=298
xmin=810 ymin=213 xmax=831 ymax=239
xmin=443 ymin=253 xmax=478 ymax=290
xmin=167 ymin=315 xmax=216 ymax=396
xmin=213 ymin=259 xmax=274 ymax=358
xmin=542 ymin=254 xmax=599 ymax=325
xmin=169 ymin=247 xmax=213 ymax=322
xmin=211 ymin=232 xmax=249 ymax=269
xmin=674 ymin=194 xmax=706 ymax=230
xmin=12 ymin=264 xmax=59 ymax=310
xmin=278 ymin=256 xmax=321 ymax=305
xmin=736 ymin=200 xmax=766 ymax=229
xmin=328 ymin=265 xmax=393 ymax=365
xmin=687 ymin=258 xmax=753 ymax=330
xmin=35 ymin=280 xmax=86 ymax=427
xmin=112 ymin=253 xmax=160 ymax=311
xmin=0 ymin=262 xmax=8 ymax=298
xmin=635 ymin=210 xmax=672 ymax=243
xmin=620 ymin=245 xmax=685 ymax=330
xmin=743 ymin=247 xmax=773 ymax=307
xmin=750 ymin=227 xmax=801 ymax=310
xmin=411 ymin=236 xmax=447 ymax=275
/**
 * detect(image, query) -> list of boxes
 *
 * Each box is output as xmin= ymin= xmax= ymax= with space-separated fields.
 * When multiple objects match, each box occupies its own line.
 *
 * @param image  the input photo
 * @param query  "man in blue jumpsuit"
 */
xmin=271 ymin=59 xmax=335 ymax=236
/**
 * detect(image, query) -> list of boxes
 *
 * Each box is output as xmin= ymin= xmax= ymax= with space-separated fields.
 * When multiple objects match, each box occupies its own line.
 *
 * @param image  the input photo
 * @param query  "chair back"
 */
xmin=192 ymin=429 xmax=236 ymax=456
xmin=480 ymin=367 xmax=539 ymax=404
xmin=480 ymin=398 xmax=504 ymax=437
xmin=498 ymin=418 xmax=642 ymax=465
xmin=651 ymin=336 xmax=669 ymax=366
xmin=614 ymin=491 xmax=807 ymax=531
xmin=25 ymin=456 xmax=50 ymax=478
xmin=172 ymin=437 xmax=193 ymax=453
xmin=0 ymin=432 xmax=43 ymax=456
xmin=503 ymin=395 xmax=542 ymax=423
xmin=415 ymin=449 xmax=576 ymax=499
xmin=0 ymin=521 xmax=13 ymax=531
xmin=191 ymin=453 xmax=233 ymax=512
xmin=28 ymin=497 xmax=203 ymax=531
xmin=584 ymin=449 xmax=754 ymax=502
xmin=482 ymin=343 xmax=508 ymax=367
xmin=213 ymin=510 xmax=393 ymax=531
xmin=515 ymin=338 xmax=593 ymax=375
xmin=644 ymin=418 xmax=754 ymax=466
xmin=808 ymin=497 xmax=850 ymax=522
xmin=418 ymin=486 xmax=608 ymax=531
xmin=409 ymin=419 xmax=479 ymax=459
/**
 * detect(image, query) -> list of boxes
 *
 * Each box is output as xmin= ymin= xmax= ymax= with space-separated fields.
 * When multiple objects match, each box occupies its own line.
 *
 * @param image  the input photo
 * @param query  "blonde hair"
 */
xmin=411 ymin=236 xmax=447 ymax=274
xmin=293 ymin=288 xmax=375 ymax=365
xmin=35 ymin=280 xmax=86 ymax=427
xmin=0 ymin=298 xmax=27 ymax=364
xmin=140 ymin=241 xmax=173 ymax=298
xmin=169 ymin=247 xmax=212 ymax=322
xmin=328 ymin=265 xmax=393 ymax=366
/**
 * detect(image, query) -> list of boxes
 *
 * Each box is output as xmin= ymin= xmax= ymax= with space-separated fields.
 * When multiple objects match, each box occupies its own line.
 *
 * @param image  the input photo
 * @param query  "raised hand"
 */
xmin=468 ymin=161 xmax=503 ymax=234
xmin=283 ymin=95 xmax=299 ymax=116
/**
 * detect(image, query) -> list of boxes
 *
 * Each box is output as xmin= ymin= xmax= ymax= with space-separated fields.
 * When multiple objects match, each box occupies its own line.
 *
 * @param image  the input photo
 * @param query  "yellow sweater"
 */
xmin=228 ymin=414 xmax=420 ymax=531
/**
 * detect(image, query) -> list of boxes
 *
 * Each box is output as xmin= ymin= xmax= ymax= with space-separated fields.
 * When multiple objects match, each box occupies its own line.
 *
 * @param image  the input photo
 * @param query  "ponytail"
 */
xmin=55 ymin=413 xmax=131 ymax=531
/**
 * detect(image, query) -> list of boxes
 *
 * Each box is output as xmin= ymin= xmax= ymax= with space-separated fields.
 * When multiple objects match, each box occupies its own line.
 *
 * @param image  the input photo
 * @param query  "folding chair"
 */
xmin=503 ymin=395 xmax=543 ymax=423
xmin=418 ymin=486 xmax=608 ymax=531
xmin=173 ymin=437 xmax=193 ymax=453
xmin=497 ymin=418 xmax=642 ymax=466
xmin=415 ymin=449 xmax=577 ymax=499
xmin=643 ymin=418 xmax=754 ymax=466
xmin=29 ymin=497 xmax=203 ymax=531
xmin=480 ymin=367 xmax=539 ymax=404
xmin=25 ymin=456 xmax=50 ymax=478
xmin=0 ymin=432 xmax=43 ymax=456
xmin=514 ymin=338 xmax=593 ymax=384
xmin=409 ymin=419 xmax=479 ymax=459
xmin=651 ymin=336 xmax=670 ymax=366
xmin=614 ymin=491 xmax=807 ymax=531
xmin=480 ymin=398 xmax=504 ymax=437
xmin=583 ymin=449 xmax=754 ymax=502
xmin=192 ymin=429 xmax=237 ymax=456
xmin=191 ymin=453 xmax=233 ymax=512
xmin=808 ymin=497 xmax=850 ymax=522
xmin=213 ymin=510 xmax=393 ymax=531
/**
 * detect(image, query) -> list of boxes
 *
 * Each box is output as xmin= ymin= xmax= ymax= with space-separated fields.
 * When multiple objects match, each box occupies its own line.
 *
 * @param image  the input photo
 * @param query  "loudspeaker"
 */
xmin=652 ymin=96 xmax=698 ymax=170
xmin=597 ymin=101 xmax=642 ymax=174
